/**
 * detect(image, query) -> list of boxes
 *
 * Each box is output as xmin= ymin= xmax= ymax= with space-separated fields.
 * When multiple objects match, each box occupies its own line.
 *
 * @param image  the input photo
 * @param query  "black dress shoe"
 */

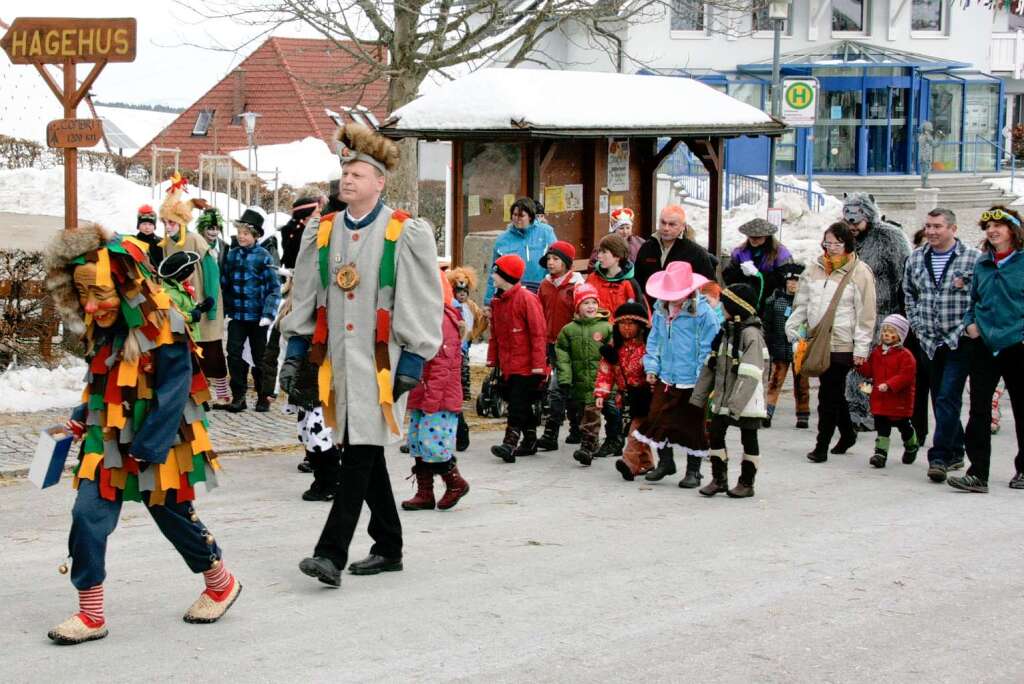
xmin=225 ymin=397 xmax=247 ymax=413
xmin=348 ymin=554 xmax=403 ymax=575
xmin=299 ymin=556 xmax=341 ymax=586
xmin=254 ymin=396 xmax=271 ymax=412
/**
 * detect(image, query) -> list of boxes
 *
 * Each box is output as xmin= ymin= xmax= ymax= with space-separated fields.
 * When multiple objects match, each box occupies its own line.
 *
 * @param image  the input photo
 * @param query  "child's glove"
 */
xmin=195 ymin=297 xmax=214 ymax=314
xmin=740 ymin=260 xmax=759 ymax=277
xmin=259 ymin=317 xmax=273 ymax=327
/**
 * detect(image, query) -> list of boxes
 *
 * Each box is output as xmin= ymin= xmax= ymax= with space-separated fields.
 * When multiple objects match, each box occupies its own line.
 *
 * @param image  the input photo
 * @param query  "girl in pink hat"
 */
xmin=634 ymin=262 xmax=721 ymax=487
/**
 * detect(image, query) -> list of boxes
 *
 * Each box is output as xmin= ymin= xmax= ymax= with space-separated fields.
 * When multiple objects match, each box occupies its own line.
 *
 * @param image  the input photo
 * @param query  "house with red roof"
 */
xmin=133 ymin=37 xmax=387 ymax=171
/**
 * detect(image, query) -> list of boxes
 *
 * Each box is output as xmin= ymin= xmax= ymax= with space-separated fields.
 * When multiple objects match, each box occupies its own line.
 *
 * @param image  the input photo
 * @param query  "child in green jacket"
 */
xmin=556 ymin=283 xmax=612 ymax=466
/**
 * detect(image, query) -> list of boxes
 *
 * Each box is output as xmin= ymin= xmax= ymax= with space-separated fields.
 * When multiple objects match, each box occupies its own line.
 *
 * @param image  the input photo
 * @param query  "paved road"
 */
xmin=0 ymin=396 xmax=1020 ymax=682
xmin=0 ymin=212 xmax=64 ymax=251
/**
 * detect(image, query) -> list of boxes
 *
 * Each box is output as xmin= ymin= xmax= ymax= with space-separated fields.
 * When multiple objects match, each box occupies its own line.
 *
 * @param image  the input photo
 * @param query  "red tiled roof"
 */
xmin=134 ymin=37 xmax=388 ymax=173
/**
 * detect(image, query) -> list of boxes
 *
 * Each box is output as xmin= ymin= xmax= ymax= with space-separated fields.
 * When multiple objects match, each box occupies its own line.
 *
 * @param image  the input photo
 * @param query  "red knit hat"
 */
xmin=573 ymin=282 xmax=599 ymax=311
xmin=493 ymin=254 xmax=525 ymax=284
xmin=137 ymin=204 xmax=156 ymax=227
xmin=540 ymin=240 xmax=576 ymax=269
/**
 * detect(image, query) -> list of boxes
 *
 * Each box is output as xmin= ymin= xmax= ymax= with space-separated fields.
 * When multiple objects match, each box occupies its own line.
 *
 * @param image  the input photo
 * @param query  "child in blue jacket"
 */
xmin=634 ymin=262 xmax=720 ymax=487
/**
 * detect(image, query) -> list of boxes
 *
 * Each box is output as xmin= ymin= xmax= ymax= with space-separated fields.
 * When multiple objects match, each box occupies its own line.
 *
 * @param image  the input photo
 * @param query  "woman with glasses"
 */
xmin=948 ymin=206 xmax=1024 ymax=493
xmin=482 ymin=197 xmax=557 ymax=306
xmin=785 ymin=222 xmax=877 ymax=462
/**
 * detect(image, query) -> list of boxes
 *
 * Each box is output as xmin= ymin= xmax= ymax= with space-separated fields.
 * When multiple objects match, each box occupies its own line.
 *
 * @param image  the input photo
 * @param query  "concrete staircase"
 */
xmin=814 ymin=173 xmax=1016 ymax=211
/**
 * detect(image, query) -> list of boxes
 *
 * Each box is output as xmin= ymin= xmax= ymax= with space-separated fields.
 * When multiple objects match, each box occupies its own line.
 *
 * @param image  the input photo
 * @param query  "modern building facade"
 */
xmin=500 ymin=1 xmax=1022 ymax=176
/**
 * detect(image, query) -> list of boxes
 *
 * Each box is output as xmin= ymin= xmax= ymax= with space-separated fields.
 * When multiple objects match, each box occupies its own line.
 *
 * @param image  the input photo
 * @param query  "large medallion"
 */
xmin=336 ymin=263 xmax=360 ymax=291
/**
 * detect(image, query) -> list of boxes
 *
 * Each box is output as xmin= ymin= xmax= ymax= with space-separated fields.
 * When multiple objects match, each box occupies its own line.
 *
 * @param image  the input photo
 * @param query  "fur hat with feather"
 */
xmin=335 ymin=123 xmax=400 ymax=174
xmin=43 ymin=224 xmax=114 ymax=336
xmin=159 ymin=172 xmax=210 ymax=245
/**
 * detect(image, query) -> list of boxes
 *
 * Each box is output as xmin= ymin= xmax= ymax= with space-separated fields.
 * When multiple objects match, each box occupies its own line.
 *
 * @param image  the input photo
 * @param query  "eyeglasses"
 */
xmin=981 ymin=209 xmax=1022 ymax=228
xmin=821 ymin=241 xmax=844 ymax=249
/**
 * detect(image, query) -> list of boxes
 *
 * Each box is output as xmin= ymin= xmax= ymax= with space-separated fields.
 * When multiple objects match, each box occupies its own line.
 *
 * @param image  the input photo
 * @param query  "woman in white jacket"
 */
xmin=786 ymin=222 xmax=877 ymax=462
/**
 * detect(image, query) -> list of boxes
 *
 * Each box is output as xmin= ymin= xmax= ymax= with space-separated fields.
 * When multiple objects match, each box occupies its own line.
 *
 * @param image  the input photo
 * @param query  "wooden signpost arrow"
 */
xmin=0 ymin=17 xmax=137 ymax=230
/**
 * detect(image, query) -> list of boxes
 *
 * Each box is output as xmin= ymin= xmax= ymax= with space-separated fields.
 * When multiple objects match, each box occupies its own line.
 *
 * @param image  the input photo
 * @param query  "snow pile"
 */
xmin=0 ymin=166 xmax=290 ymax=242
xmin=0 ymin=360 xmax=86 ymax=413
xmin=391 ymin=69 xmax=777 ymax=132
xmin=469 ymin=342 xmax=489 ymax=366
xmin=983 ymin=176 xmax=1024 ymax=206
xmin=229 ymin=137 xmax=338 ymax=188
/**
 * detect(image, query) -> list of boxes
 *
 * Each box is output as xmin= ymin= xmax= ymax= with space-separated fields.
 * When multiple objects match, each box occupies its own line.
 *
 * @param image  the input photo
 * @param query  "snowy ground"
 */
xmin=229 ymin=137 xmax=338 ymax=188
xmin=983 ymin=176 xmax=1024 ymax=206
xmin=0 ymin=360 xmax=85 ymax=413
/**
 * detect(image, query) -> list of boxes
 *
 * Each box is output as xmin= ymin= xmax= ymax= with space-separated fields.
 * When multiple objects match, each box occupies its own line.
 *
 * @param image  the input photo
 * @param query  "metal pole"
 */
xmin=806 ymin=132 xmax=815 ymax=216
xmin=767 ymin=17 xmax=782 ymax=209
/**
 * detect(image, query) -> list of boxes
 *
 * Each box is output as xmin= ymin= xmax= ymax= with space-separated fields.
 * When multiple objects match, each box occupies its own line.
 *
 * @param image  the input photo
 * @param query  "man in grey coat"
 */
xmin=842 ymin=193 xmax=911 ymax=437
xmin=281 ymin=123 xmax=443 ymax=587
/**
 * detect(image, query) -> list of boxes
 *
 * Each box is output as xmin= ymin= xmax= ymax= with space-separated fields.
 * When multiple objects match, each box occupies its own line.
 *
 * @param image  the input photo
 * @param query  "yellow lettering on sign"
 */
xmin=10 ymin=31 xmax=26 ymax=56
xmin=61 ymin=29 xmax=74 ymax=56
xmin=113 ymin=28 xmax=128 ymax=55
xmin=28 ymin=31 xmax=42 ymax=56
xmin=44 ymin=30 xmax=60 ymax=56
xmin=78 ymin=28 xmax=94 ymax=55
xmin=96 ymin=28 xmax=110 ymax=54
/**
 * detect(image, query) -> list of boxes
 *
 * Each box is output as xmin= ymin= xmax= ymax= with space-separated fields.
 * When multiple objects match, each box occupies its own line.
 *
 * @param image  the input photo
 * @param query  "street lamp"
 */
xmin=240 ymin=111 xmax=261 ymax=172
xmin=766 ymin=0 xmax=791 ymax=210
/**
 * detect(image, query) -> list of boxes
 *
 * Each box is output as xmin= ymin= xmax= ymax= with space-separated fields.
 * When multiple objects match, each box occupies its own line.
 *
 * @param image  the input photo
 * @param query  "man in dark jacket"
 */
xmin=222 ymin=207 xmax=281 ymax=413
xmin=634 ymin=204 xmax=715 ymax=306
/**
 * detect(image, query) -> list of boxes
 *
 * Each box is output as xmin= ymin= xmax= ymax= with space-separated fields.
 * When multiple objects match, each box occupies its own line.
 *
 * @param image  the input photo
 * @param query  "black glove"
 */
xmin=599 ymin=344 xmax=618 ymax=364
xmin=195 ymin=297 xmax=214 ymax=314
xmin=278 ymin=355 xmax=303 ymax=396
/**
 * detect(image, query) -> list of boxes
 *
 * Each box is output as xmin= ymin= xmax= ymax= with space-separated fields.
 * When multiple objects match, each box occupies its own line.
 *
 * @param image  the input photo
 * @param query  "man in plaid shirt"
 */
xmin=221 ymin=207 xmax=282 ymax=413
xmin=903 ymin=208 xmax=982 ymax=483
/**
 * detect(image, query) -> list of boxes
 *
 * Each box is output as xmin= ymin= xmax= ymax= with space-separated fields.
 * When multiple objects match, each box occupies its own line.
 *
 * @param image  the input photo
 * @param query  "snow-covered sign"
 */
xmin=386 ymin=69 xmax=782 ymax=136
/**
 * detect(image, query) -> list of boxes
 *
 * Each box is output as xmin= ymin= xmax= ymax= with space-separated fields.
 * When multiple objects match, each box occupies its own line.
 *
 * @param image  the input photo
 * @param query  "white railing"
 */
xmin=990 ymin=31 xmax=1024 ymax=79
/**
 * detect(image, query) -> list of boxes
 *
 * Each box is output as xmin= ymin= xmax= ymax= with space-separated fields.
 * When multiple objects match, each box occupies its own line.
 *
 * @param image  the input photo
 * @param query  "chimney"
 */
xmin=233 ymin=68 xmax=246 ymax=118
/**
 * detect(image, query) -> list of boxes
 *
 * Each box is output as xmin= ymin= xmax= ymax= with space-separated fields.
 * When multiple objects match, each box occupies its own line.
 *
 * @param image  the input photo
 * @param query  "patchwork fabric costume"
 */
xmin=43 ymin=224 xmax=240 ymax=646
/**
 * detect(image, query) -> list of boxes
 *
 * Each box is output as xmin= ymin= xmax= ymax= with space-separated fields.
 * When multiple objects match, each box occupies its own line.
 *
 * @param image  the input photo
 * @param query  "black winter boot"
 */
xmin=565 ymin=423 xmax=582 ymax=444
xmin=727 ymin=459 xmax=757 ymax=498
xmin=491 ymin=426 xmax=521 ymax=463
xmin=699 ymin=454 xmax=729 ymax=496
xmin=514 ymin=428 xmax=538 ymax=458
xmin=763 ymin=405 xmax=775 ymax=429
xmin=594 ymin=435 xmax=625 ymax=458
xmin=302 ymin=449 xmax=340 ymax=501
xmin=644 ymin=447 xmax=677 ymax=481
xmin=455 ymin=414 xmax=470 ymax=452
xmin=536 ymin=420 xmax=560 ymax=451
xmin=677 ymin=455 xmax=704 ymax=488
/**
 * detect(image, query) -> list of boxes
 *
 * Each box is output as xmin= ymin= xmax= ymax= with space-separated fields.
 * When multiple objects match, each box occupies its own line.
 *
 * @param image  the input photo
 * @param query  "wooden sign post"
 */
xmin=0 ymin=18 xmax=137 ymax=230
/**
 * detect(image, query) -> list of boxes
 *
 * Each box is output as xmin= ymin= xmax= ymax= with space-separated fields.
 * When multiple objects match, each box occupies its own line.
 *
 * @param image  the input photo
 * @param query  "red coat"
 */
xmin=594 ymin=337 xmax=646 ymax=399
xmin=408 ymin=304 xmax=464 ymax=414
xmin=584 ymin=269 xmax=647 ymax=321
xmin=858 ymin=345 xmax=916 ymax=418
xmin=488 ymin=283 xmax=548 ymax=378
xmin=538 ymin=272 xmax=583 ymax=344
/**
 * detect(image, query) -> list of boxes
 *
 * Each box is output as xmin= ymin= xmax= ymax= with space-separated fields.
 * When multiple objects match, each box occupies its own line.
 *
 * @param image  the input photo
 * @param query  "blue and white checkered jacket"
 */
xmin=903 ymin=239 xmax=982 ymax=359
xmin=221 ymin=244 xmax=281 ymax=322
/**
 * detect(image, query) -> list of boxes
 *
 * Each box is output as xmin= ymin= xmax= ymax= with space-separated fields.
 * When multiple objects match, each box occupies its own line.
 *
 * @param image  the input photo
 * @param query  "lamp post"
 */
xmin=766 ymin=0 xmax=791 ymax=210
xmin=240 ymin=111 xmax=261 ymax=172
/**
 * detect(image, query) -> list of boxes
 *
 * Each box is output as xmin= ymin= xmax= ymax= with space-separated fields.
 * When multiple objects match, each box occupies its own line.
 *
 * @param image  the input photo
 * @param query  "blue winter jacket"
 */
xmin=483 ymin=220 xmax=557 ymax=304
xmin=643 ymin=295 xmax=721 ymax=386
xmin=221 ymin=244 xmax=281 ymax=322
xmin=964 ymin=250 xmax=1024 ymax=354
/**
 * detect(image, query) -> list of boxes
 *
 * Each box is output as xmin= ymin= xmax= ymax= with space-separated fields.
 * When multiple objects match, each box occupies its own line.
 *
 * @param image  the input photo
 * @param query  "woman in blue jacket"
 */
xmin=949 ymin=206 xmax=1024 ymax=493
xmin=482 ymin=197 xmax=557 ymax=305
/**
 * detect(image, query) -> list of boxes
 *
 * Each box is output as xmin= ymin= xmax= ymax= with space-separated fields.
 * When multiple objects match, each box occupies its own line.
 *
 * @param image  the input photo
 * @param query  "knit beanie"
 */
xmin=494 ymin=254 xmax=525 ymax=285
xmin=137 ymin=204 xmax=156 ymax=228
xmin=881 ymin=314 xmax=910 ymax=344
xmin=598 ymin=233 xmax=629 ymax=261
xmin=573 ymin=283 xmax=599 ymax=312
xmin=722 ymin=283 xmax=758 ymax=320
xmin=613 ymin=301 xmax=649 ymax=327
xmin=540 ymin=240 xmax=576 ymax=269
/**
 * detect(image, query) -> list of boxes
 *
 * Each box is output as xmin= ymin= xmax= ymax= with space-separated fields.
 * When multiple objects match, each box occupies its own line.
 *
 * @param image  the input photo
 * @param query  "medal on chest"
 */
xmin=336 ymin=263 xmax=360 ymax=291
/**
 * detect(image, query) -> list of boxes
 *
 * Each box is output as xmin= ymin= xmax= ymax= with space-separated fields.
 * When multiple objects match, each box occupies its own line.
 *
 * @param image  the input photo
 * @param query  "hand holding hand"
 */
xmin=966 ymin=323 xmax=981 ymax=339
xmin=877 ymin=383 xmax=889 ymax=392
xmin=853 ymin=355 xmax=867 ymax=365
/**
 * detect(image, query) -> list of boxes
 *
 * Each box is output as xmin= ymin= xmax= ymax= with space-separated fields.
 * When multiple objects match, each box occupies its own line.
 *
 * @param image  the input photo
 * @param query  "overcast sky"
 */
xmin=1 ymin=0 xmax=321 ymax=108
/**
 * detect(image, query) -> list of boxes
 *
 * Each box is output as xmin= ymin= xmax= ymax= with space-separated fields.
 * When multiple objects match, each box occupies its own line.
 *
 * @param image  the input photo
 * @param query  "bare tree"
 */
xmin=179 ymin=0 xmax=775 ymax=210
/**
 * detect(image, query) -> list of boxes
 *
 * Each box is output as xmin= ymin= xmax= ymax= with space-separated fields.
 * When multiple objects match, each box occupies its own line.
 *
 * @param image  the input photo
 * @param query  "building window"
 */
xmin=192 ymin=110 xmax=214 ymax=136
xmin=752 ymin=3 xmax=791 ymax=33
xmin=833 ymin=0 xmax=866 ymax=33
xmin=671 ymin=0 xmax=705 ymax=32
xmin=911 ymin=0 xmax=944 ymax=32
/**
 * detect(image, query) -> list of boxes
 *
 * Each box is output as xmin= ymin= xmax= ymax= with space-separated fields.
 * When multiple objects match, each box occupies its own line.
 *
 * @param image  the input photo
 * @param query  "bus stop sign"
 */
xmin=781 ymin=78 xmax=817 ymax=127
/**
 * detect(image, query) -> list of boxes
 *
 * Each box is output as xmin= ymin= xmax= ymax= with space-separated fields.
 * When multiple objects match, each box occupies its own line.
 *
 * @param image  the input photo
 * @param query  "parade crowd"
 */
xmin=40 ymin=121 xmax=1023 ymax=646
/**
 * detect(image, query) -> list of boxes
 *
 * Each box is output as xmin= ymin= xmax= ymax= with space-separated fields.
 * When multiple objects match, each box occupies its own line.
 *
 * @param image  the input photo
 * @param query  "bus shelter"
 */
xmin=381 ymin=69 xmax=786 ymax=267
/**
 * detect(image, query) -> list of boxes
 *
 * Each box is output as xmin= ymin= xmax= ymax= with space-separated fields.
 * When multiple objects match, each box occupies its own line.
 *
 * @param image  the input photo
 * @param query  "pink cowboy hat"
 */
xmin=645 ymin=261 xmax=709 ymax=302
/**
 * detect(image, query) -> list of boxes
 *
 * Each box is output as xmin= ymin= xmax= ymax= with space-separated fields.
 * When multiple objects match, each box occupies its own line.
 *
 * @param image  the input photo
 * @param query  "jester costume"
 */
xmin=43 ymin=224 xmax=240 ymax=646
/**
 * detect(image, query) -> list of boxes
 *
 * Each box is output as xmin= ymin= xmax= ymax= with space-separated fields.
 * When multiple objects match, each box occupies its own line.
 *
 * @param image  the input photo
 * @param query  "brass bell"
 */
xmin=209 ymin=558 xmax=221 ymax=569
xmin=190 ymin=514 xmax=199 ymax=522
xmin=58 ymin=563 xmax=69 ymax=575
xmin=204 ymin=533 xmax=215 ymax=545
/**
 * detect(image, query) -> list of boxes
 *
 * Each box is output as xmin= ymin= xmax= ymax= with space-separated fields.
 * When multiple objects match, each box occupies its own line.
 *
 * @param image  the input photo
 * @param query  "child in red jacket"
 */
xmin=858 ymin=314 xmax=919 ymax=468
xmin=402 ymin=274 xmax=470 ymax=511
xmin=488 ymin=254 xmax=549 ymax=463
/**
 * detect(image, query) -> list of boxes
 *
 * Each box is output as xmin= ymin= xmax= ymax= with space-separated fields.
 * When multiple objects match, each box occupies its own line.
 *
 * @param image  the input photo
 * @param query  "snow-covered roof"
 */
xmin=385 ymin=68 xmax=784 ymax=138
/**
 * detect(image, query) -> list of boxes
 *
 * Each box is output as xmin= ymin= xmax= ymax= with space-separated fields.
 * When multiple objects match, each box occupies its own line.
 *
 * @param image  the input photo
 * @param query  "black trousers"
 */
xmin=709 ymin=414 xmax=759 ymax=454
xmin=261 ymin=325 xmax=281 ymax=397
xmin=503 ymin=374 xmax=542 ymax=431
xmin=314 ymin=431 xmax=402 ymax=568
xmin=965 ymin=341 xmax=1024 ymax=482
xmin=905 ymin=332 xmax=930 ymax=443
xmin=815 ymin=353 xmax=855 ymax=451
xmin=875 ymin=415 xmax=915 ymax=444
xmin=226 ymin=319 xmax=268 ymax=398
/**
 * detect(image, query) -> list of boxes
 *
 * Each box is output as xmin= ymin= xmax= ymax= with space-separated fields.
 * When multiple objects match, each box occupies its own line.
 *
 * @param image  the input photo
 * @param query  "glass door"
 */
xmin=814 ymin=89 xmax=862 ymax=172
xmin=866 ymin=87 xmax=908 ymax=173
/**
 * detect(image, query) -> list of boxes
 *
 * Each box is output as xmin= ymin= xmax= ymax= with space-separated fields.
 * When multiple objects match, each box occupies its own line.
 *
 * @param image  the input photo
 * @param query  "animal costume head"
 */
xmin=335 ymin=123 xmax=400 ymax=175
xmin=842 ymin=192 xmax=881 ymax=228
xmin=160 ymin=172 xmax=209 ymax=247
xmin=446 ymin=266 xmax=479 ymax=294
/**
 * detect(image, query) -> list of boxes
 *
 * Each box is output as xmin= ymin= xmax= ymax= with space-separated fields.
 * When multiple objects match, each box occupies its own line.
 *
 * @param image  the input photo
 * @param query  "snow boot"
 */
xmin=565 ymin=423 xmax=583 ymax=445
xmin=491 ymin=426 xmax=521 ymax=463
xmin=402 ymin=459 xmax=436 ymax=510
xmin=573 ymin=433 xmax=598 ymax=466
xmin=699 ymin=452 xmax=729 ymax=496
xmin=455 ymin=414 xmax=470 ymax=452
xmin=677 ymin=455 xmax=704 ymax=488
xmin=513 ymin=428 xmax=538 ymax=458
xmin=831 ymin=432 xmax=857 ymax=454
xmin=796 ymin=412 xmax=810 ymax=429
xmin=644 ymin=447 xmax=677 ymax=481
xmin=437 ymin=460 xmax=470 ymax=510
xmin=536 ymin=421 xmax=560 ymax=452
xmin=614 ymin=458 xmax=634 ymax=481
xmin=869 ymin=436 xmax=889 ymax=468
xmin=901 ymin=430 xmax=919 ymax=465
xmin=727 ymin=458 xmax=757 ymax=498
xmin=763 ymin=404 xmax=775 ymax=429
xmin=594 ymin=435 xmax=625 ymax=459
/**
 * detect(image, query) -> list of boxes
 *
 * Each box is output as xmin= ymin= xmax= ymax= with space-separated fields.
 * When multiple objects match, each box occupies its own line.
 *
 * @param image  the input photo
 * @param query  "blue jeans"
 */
xmin=925 ymin=340 xmax=971 ymax=466
xmin=69 ymin=478 xmax=221 ymax=589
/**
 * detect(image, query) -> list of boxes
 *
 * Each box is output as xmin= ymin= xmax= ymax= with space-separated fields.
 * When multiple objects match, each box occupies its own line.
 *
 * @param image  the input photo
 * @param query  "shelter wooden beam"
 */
xmin=451 ymin=139 xmax=464 ymax=266
xmin=685 ymin=136 xmax=725 ymax=260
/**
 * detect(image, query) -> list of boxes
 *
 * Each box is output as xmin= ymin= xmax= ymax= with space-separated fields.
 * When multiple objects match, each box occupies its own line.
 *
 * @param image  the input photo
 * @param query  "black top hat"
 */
xmin=233 ymin=208 xmax=266 ymax=238
xmin=158 ymin=250 xmax=200 ymax=282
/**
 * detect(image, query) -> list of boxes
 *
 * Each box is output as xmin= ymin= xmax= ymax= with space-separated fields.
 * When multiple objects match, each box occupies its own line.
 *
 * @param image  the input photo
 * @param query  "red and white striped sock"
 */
xmin=211 ymin=377 xmax=230 ymax=401
xmin=78 ymin=585 xmax=104 ymax=626
xmin=202 ymin=562 xmax=233 ymax=598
